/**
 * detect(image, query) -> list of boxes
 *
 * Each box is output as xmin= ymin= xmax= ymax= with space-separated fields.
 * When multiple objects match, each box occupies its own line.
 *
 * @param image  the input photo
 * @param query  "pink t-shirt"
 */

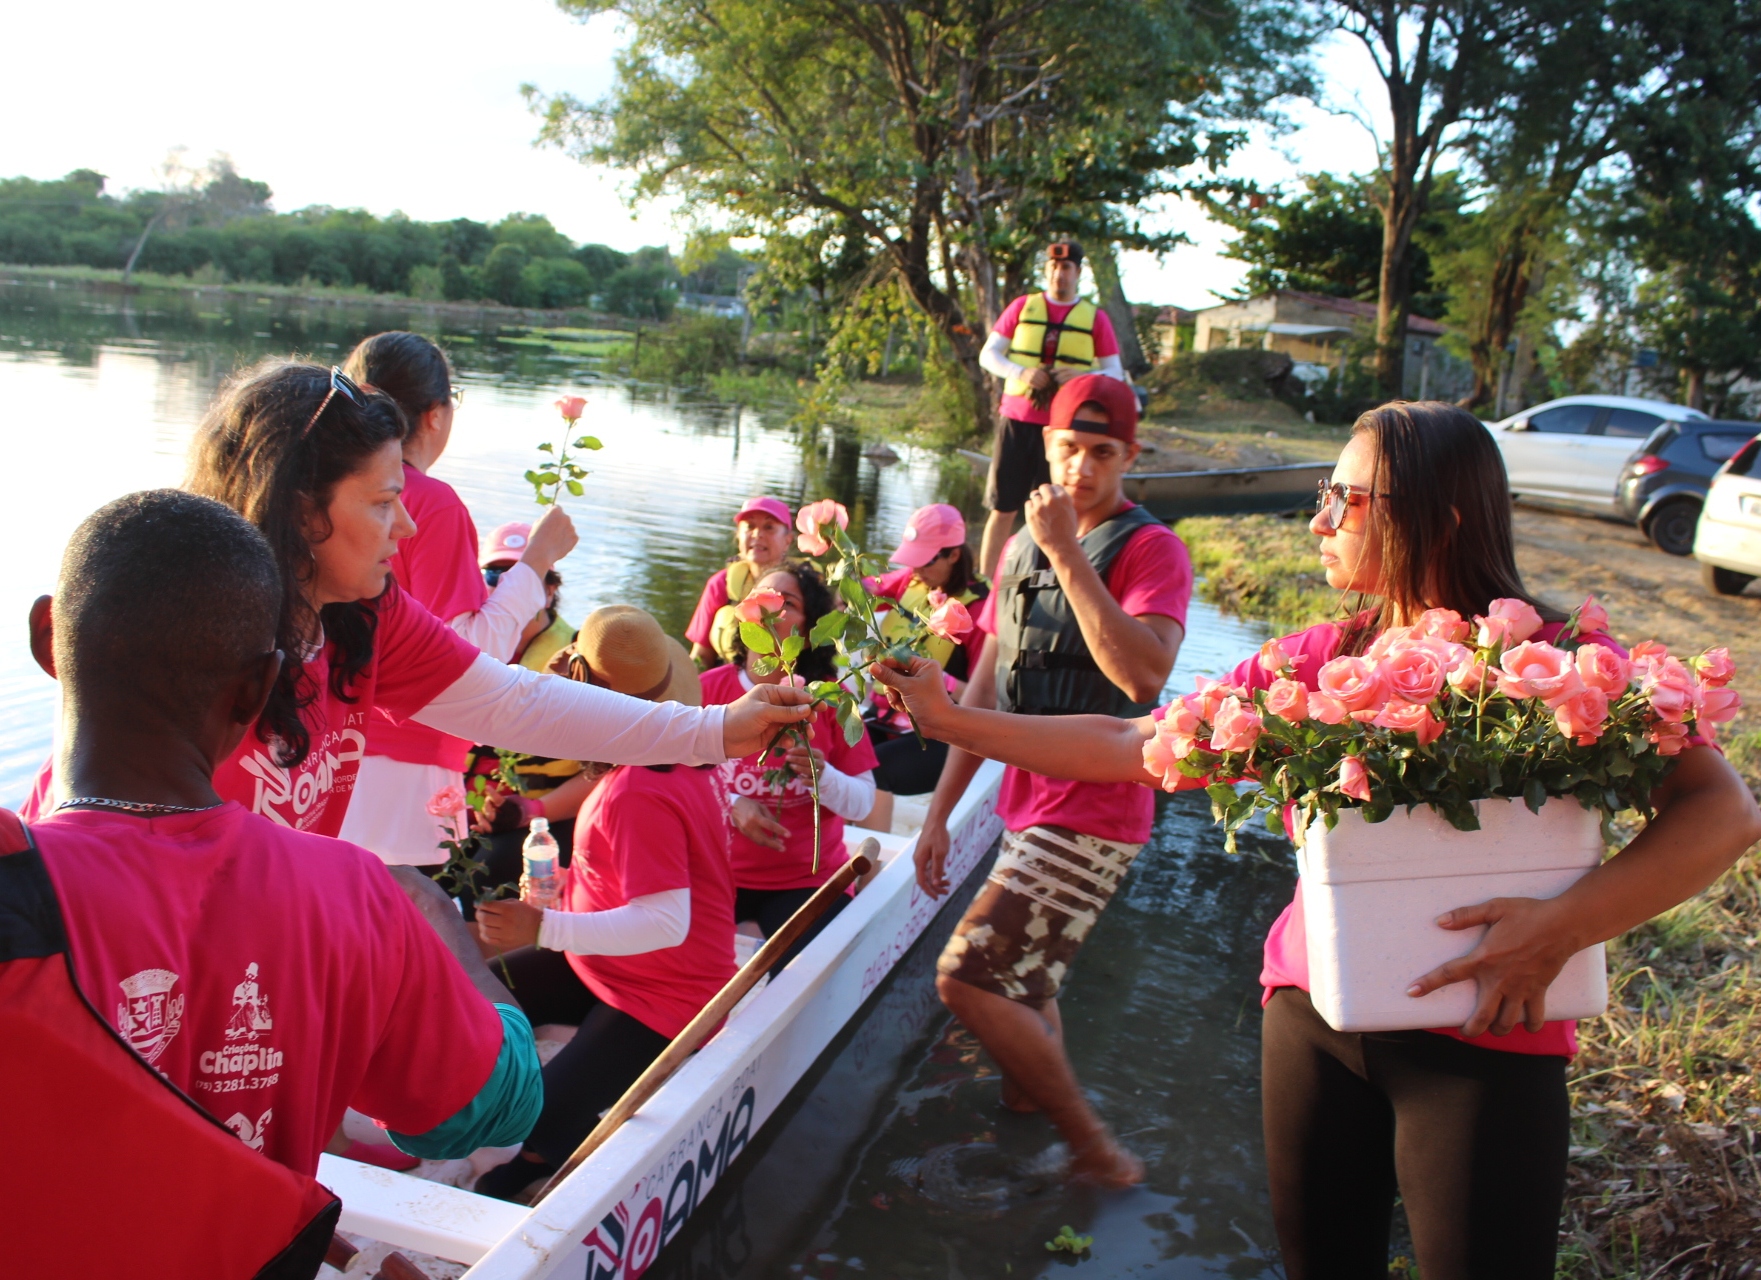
xmin=699 ymin=664 xmax=881 ymax=889
xmin=563 ymin=764 xmax=737 ymax=1038
xmin=19 ymin=585 xmax=476 ymax=837
xmin=369 ymin=465 xmax=490 ymax=772
xmin=979 ymin=517 xmax=1193 ymax=843
xmin=863 ymin=566 xmax=988 ymax=681
xmin=1178 ymin=618 xmax=1626 ymax=1058
xmin=992 ymin=294 xmax=1120 ymax=425
xmin=685 ymin=569 xmax=731 ymax=647
xmin=36 ymin=803 xmax=503 ymax=1177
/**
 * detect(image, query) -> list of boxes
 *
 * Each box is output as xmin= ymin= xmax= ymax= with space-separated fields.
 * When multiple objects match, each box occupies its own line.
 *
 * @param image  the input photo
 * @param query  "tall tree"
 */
xmin=527 ymin=0 xmax=1306 ymax=436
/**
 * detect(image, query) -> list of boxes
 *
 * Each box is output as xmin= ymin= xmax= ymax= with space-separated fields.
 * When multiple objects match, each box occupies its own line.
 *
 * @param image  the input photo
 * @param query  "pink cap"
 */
xmin=734 ymin=496 xmax=792 ymax=528
xmin=480 ymin=521 xmax=532 ymax=568
xmin=891 ymin=503 xmax=967 ymax=569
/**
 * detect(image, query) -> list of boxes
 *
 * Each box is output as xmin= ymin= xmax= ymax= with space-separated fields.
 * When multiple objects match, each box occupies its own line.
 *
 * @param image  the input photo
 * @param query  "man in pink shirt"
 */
xmin=977 ymin=241 xmax=1126 ymax=579
xmin=914 ymin=375 xmax=1190 ymax=1186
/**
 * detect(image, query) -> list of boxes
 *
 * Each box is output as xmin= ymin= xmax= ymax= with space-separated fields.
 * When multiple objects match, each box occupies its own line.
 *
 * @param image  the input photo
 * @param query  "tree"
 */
xmin=527 ymin=0 xmax=1307 ymax=438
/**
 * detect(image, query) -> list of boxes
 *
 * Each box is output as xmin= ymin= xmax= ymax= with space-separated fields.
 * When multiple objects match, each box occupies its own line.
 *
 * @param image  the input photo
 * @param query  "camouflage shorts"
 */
xmin=936 ymin=824 xmax=1143 ymax=1005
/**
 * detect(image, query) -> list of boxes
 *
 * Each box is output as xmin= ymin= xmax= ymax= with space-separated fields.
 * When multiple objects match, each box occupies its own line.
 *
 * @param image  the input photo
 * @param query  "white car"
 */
xmin=1488 ymin=395 xmax=1709 ymax=515
xmin=1694 ymin=436 xmax=1761 ymax=595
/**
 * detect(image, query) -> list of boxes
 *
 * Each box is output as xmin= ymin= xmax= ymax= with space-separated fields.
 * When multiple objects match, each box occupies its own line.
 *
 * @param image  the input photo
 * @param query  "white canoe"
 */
xmin=318 ymin=759 xmax=1005 ymax=1278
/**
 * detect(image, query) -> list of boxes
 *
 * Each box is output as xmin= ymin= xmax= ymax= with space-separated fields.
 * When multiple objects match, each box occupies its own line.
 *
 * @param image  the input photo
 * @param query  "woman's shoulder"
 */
xmin=697 ymin=662 xmax=744 ymax=704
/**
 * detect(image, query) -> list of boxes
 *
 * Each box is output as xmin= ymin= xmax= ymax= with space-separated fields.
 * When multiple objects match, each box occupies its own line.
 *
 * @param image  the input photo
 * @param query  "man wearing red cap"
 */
xmin=913 ymin=373 xmax=1191 ymax=1186
xmin=977 ymin=241 xmax=1127 ymax=580
xmin=685 ymin=496 xmax=795 ymax=669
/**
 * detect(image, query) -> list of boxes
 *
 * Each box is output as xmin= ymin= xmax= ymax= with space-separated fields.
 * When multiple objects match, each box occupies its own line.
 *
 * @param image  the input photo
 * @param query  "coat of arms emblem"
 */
xmin=116 ymin=968 xmax=185 ymax=1064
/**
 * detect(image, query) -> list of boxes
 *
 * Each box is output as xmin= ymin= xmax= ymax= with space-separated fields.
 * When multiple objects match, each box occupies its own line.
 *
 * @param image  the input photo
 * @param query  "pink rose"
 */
xmin=1699 ymin=686 xmax=1742 ymax=725
xmin=734 ymin=587 xmax=786 ymax=625
xmin=1307 ymin=692 xmax=1351 ymax=724
xmin=1337 ymin=755 xmax=1373 ymax=802
xmin=1381 ymin=642 xmax=1450 ymax=704
xmin=1476 ymin=598 xmax=1544 ymax=649
xmin=1628 ymin=640 xmax=1670 ymax=680
xmin=1573 ymin=643 xmax=1631 ymax=696
xmin=1152 ymin=704 xmax=1205 ymax=763
xmin=1498 ymin=641 xmax=1585 ymax=707
xmin=795 ymin=499 xmax=850 ymax=556
xmin=1575 ymin=596 xmax=1609 ymax=637
xmin=926 ymin=595 xmax=973 ymax=642
xmin=1142 ymin=732 xmax=1182 ymax=789
xmin=1365 ymin=625 xmax=1414 ymax=661
xmin=1264 ymin=678 xmax=1309 ymax=721
xmin=1553 ymin=688 xmax=1610 ymax=745
xmin=1694 ymin=647 xmax=1736 ymax=688
xmin=1183 ymin=677 xmax=1235 ymax=723
xmin=1316 ymin=655 xmax=1390 ymax=713
xmin=1648 ymin=719 xmax=1691 ymax=756
xmin=1258 ymin=638 xmax=1294 ymax=675
xmin=1642 ymin=656 xmax=1700 ymax=724
xmin=1446 ymin=653 xmax=1493 ymax=696
xmin=426 ymin=785 xmax=468 ymax=818
xmin=554 ymin=395 xmax=588 ymax=421
xmin=1209 ymin=696 xmax=1264 ymax=754
xmin=1373 ymin=699 xmax=1444 ymax=745
xmin=1415 ymin=608 xmax=1470 ymax=644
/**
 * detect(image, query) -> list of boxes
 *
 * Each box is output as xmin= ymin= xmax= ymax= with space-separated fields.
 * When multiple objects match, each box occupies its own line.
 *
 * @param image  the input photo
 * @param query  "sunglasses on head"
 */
xmin=300 ymin=366 xmax=365 ymax=438
xmin=1314 ymin=479 xmax=1388 ymax=533
xmin=450 ymin=385 xmax=465 ymax=406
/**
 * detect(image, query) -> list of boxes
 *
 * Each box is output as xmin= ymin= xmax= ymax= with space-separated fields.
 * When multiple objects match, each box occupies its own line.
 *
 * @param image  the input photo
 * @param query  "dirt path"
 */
xmin=1512 ymin=503 xmax=1759 ymax=705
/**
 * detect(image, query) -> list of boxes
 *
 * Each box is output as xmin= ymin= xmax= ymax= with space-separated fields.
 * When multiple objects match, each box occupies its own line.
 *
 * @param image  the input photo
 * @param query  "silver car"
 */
xmin=1694 ymin=436 xmax=1761 ymax=595
xmin=1488 ymin=395 xmax=1709 ymax=515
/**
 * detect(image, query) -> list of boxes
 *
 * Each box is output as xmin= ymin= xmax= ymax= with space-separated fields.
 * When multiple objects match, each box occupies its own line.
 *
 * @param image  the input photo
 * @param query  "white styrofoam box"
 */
xmin=1298 ymin=797 xmax=1608 ymax=1033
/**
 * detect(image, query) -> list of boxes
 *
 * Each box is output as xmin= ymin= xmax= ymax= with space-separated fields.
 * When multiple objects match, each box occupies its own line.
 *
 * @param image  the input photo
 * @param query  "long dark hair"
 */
xmin=734 ymin=561 xmax=840 ymax=682
xmin=342 ymin=331 xmax=451 ymax=439
xmin=930 ymin=543 xmax=977 ymax=598
xmin=186 ymin=360 xmax=406 ymax=765
xmin=1340 ymin=400 xmax=1563 ymax=655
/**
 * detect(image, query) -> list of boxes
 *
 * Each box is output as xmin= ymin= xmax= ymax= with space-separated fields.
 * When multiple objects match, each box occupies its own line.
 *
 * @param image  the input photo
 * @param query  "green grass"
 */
xmin=1173 ymin=512 xmax=1338 ymax=634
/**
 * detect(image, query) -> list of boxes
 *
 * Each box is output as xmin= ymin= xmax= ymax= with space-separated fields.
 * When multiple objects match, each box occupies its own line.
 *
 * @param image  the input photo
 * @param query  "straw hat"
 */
xmin=569 ymin=605 xmax=701 ymax=706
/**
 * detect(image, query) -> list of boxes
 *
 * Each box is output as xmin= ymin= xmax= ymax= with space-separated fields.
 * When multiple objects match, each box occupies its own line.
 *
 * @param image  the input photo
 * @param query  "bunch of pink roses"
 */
xmin=1141 ymin=596 xmax=1740 ymax=850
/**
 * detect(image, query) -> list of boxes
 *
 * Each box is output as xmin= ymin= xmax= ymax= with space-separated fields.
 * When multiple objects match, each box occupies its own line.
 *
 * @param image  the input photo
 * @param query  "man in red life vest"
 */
xmin=976 ymin=241 xmax=1127 ymax=580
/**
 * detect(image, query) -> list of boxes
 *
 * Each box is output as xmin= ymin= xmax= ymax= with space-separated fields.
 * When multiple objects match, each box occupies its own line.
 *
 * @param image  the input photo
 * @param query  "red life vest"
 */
xmin=0 ymin=808 xmax=341 ymax=1280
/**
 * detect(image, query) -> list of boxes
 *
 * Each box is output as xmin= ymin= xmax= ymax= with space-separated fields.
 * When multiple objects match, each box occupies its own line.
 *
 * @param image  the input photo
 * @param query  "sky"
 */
xmin=2 ymin=0 xmax=1389 ymax=310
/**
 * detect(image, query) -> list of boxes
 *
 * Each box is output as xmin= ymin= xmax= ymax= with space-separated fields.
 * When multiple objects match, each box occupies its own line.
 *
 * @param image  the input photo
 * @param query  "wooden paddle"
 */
xmin=532 ymin=841 xmax=878 ymax=1202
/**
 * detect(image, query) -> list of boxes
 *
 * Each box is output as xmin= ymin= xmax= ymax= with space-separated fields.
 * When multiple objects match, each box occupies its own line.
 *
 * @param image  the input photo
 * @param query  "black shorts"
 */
xmin=984 ymin=416 xmax=1051 ymax=513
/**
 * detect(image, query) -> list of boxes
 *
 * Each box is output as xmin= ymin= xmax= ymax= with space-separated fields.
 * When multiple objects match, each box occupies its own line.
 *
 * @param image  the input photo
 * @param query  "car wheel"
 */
xmin=1644 ymin=498 xmax=1702 ymax=556
xmin=1702 ymin=562 xmax=1756 ymax=596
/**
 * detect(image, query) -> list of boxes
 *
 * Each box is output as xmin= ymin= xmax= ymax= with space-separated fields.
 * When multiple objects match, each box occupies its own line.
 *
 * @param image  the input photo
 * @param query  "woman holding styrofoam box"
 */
xmin=873 ymin=400 xmax=1761 ymax=1280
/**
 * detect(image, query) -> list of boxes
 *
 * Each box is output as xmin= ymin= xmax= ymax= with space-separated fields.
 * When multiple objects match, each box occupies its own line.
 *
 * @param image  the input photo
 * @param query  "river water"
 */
xmin=0 ymin=277 xmax=1296 ymax=1278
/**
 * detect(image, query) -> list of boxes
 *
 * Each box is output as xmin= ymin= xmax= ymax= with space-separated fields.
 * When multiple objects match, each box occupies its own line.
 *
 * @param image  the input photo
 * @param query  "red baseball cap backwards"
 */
xmin=891 ymin=503 xmax=967 ymax=570
xmin=734 ymin=496 xmax=792 ymax=528
xmin=1048 ymin=374 xmax=1138 ymax=444
xmin=480 ymin=521 xmax=532 ymax=568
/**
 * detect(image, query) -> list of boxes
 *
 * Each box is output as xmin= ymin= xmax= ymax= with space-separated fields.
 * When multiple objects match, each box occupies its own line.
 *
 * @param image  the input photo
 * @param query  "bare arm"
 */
xmin=914 ymin=637 xmax=1000 ymax=896
xmin=1411 ymin=745 xmax=1761 ymax=1036
xmin=389 ymin=865 xmax=519 ymax=1011
xmin=1026 ymin=487 xmax=1181 ymax=704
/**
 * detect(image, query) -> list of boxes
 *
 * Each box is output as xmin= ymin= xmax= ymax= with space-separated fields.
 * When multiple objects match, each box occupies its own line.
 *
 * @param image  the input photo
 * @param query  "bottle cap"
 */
xmin=530 ymin=817 xmax=549 ymax=834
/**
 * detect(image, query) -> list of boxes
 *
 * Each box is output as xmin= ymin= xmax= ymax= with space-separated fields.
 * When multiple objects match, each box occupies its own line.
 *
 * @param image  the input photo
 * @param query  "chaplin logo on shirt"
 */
xmin=198 ymin=963 xmax=285 ymax=1083
xmin=225 ymin=961 xmax=273 ymax=1041
xmin=116 ymin=968 xmax=184 ymax=1065
xmin=224 ymin=1108 xmax=273 ymax=1152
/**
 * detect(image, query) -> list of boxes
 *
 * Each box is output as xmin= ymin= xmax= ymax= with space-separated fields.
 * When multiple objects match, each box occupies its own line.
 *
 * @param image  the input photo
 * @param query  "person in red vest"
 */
xmin=23 ymin=489 xmax=542 ymax=1179
xmin=976 ymin=241 xmax=1127 ymax=580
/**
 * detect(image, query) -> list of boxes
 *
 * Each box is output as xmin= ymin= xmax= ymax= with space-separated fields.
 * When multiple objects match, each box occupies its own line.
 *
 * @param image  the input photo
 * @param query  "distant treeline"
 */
xmin=0 ymin=166 xmax=746 ymax=318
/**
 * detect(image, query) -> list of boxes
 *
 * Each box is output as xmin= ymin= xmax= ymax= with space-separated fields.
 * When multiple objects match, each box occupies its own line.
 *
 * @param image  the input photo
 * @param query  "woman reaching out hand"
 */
xmin=873 ymin=401 xmax=1761 ymax=1280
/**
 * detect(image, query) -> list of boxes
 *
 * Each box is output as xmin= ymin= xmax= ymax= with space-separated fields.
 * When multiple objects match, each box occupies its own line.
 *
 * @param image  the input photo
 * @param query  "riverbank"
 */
xmin=1175 ymin=506 xmax=1761 ymax=1276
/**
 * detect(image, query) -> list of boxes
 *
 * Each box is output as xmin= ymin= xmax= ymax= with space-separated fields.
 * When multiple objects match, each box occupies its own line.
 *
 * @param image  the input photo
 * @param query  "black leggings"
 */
xmin=868 ymin=723 xmax=949 ymax=796
xmin=1261 ymin=987 xmax=1568 ymax=1280
xmin=733 ymin=885 xmax=847 ymax=971
xmin=495 ymin=946 xmax=671 ymax=1168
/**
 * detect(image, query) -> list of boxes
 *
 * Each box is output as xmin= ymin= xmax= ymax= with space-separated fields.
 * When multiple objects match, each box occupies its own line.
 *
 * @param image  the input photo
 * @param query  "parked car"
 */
xmin=1488 ymin=395 xmax=1708 ymax=517
xmin=1614 ymin=420 xmax=1761 ymax=555
xmin=1694 ymin=434 xmax=1761 ymax=596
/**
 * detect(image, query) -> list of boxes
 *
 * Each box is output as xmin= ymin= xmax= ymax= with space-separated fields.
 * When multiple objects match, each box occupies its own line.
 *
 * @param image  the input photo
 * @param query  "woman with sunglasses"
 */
xmin=872 ymin=401 xmax=1761 ymax=1279
xmin=336 ymin=332 xmax=582 ymax=866
xmin=22 ymin=360 xmax=810 ymax=843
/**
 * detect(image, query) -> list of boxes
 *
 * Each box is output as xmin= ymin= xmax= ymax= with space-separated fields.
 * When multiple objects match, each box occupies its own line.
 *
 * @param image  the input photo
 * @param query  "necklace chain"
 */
xmin=56 ymin=796 xmax=223 ymax=817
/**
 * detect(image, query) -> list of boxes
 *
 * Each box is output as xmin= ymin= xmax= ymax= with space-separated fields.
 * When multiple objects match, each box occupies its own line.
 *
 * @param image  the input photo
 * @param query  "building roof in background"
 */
xmin=1197 ymin=289 xmax=1446 ymax=337
xmin=1154 ymin=307 xmax=1199 ymax=325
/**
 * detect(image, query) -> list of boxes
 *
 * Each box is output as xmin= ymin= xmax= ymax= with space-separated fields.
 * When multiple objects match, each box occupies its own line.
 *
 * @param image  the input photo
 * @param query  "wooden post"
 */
xmin=532 ymin=843 xmax=878 ymax=1202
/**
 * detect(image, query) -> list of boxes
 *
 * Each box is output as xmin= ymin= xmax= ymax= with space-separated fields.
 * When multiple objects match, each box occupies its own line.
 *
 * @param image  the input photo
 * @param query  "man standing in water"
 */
xmin=976 ymin=242 xmax=1127 ymax=580
xmin=913 ymin=375 xmax=1189 ymax=1185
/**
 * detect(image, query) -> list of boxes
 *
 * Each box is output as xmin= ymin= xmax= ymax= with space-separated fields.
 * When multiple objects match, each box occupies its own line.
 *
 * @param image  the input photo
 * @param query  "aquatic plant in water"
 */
xmin=526 ymin=395 xmax=602 ymax=506
xmin=1045 ymin=1225 xmax=1093 ymax=1254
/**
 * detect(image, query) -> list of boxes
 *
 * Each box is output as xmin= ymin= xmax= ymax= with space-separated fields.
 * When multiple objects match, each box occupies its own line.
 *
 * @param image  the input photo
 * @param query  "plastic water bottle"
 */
xmin=520 ymin=818 xmax=561 ymax=909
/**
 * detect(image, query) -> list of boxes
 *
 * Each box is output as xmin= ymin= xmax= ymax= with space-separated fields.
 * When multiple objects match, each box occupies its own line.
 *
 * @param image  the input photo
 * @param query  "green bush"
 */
xmin=630 ymin=313 xmax=742 ymax=382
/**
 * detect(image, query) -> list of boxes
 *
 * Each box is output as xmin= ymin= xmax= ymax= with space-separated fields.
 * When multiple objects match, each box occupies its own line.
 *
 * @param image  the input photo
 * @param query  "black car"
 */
xmin=1615 ymin=419 xmax=1761 ymax=555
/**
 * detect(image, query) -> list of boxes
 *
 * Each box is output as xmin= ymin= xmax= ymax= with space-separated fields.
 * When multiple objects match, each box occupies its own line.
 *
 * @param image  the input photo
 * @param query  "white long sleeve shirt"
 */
xmin=979 ymin=328 xmax=1125 ymax=385
xmin=448 ymin=561 xmax=547 ymax=662
xmin=538 ymin=889 xmax=691 ymax=955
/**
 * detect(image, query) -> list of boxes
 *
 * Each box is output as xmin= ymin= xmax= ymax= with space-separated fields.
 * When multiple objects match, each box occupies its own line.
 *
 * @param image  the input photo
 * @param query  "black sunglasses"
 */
xmin=300 ymin=366 xmax=364 ymax=438
xmin=484 ymin=566 xmax=508 ymax=587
